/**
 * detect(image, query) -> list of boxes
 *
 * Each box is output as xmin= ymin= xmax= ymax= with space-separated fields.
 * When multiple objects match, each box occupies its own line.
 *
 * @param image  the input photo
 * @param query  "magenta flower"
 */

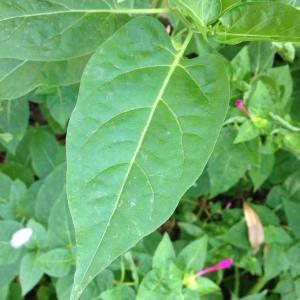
xmin=234 ymin=99 xmax=250 ymax=117
xmin=225 ymin=201 xmax=232 ymax=209
xmin=195 ymin=258 xmax=233 ymax=278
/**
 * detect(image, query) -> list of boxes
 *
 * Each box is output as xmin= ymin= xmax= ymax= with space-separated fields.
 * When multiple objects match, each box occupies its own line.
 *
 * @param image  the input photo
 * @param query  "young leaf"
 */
xmin=152 ymin=234 xmax=175 ymax=272
xmin=20 ymin=253 xmax=43 ymax=296
xmin=67 ymin=16 xmax=229 ymax=299
xmin=216 ymin=2 xmax=300 ymax=44
xmin=176 ymin=235 xmax=207 ymax=273
xmin=234 ymin=120 xmax=259 ymax=144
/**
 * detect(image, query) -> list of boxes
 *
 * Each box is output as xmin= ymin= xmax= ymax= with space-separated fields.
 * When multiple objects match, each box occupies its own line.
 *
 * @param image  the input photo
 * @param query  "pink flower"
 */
xmin=195 ymin=258 xmax=233 ymax=278
xmin=234 ymin=99 xmax=250 ymax=117
xmin=225 ymin=201 xmax=232 ymax=209
xmin=235 ymin=99 xmax=244 ymax=109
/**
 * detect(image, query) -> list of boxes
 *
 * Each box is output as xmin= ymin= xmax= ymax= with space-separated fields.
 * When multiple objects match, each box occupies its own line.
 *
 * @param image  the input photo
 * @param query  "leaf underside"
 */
xmin=66 ymin=16 xmax=229 ymax=299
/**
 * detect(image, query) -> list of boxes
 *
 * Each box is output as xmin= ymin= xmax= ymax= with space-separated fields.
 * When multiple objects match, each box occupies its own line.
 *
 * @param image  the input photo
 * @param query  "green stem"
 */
xmin=119 ymin=256 xmax=125 ymax=283
xmin=234 ymin=267 xmax=240 ymax=296
xmin=247 ymin=277 xmax=267 ymax=295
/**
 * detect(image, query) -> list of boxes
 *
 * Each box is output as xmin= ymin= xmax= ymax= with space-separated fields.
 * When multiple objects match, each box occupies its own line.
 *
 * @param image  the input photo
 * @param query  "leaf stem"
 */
xmin=247 ymin=277 xmax=267 ymax=295
xmin=234 ymin=267 xmax=240 ymax=296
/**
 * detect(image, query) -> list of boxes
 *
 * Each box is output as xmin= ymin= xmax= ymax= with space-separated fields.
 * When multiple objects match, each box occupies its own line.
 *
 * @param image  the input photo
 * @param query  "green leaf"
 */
xmin=264 ymin=245 xmax=289 ymax=280
xmin=67 ymin=16 xmax=229 ymax=299
xmin=170 ymin=0 xmax=221 ymax=33
xmin=248 ymin=42 xmax=274 ymax=75
xmin=0 ymin=259 xmax=20 ymax=288
xmin=137 ymin=266 xmax=183 ymax=300
xmin=0 ymin=99 xmax=29 ymax=153
xmin=248 ymin=81 xmax=274 ymax=119
xmin=216 ymin=2 xmax=300 ymax=44
xmin=20 ymin=253 xmax=43 ymax=296
xmin=0 ymin=1 xmax=153 ymax=60
xmin=35 ymin=163 xmax=66 ymax=223
xmin=0 ymin=57 xmax=89 ymax=100
xmin=234 ymin=120 xmax=259 ymax=144
xmin=0 ymin=220 xmax=22 ymax=265
xmin=46 ymin=85 xmax=78 ymax=129
xmin=195 ymin=277 xmax=221 ymax=296
xmin=0 ymin=161 xmax=34 ymax=186
xmin=284 ymin=199 xmax=300 ymax=238
xmin=273 ymin=42 xmax=295 ymax=63
xmin=38 ymin=248 xmax=72 ymax=278
xmin=25 ymin=219 xmax=48 ymax=250
xmin=176 ymin=236 xmax=207 ymax=273
xmin=56 ymin=271 xmax=113 ymax=300
xmin=207 ymin=127 xmax=252 ymax=196
xmin=101 ymin=286 xmax=135 ymax=300
xmin=284 ymin=132 xmax=300 ymax=157
xmin=48 ymin=189 xmax=75 ymax=248
xmin=152 ymin=234 xmax=175 ymax=272
xmin=249 ymin=152 xmax=274 ymax=190
xmin=30 ymin=127 xmax=65 ymax=179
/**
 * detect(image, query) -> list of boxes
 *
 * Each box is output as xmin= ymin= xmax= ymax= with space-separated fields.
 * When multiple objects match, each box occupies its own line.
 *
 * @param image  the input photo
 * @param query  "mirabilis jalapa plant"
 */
xmin=1 ymin=0 xmax=300 ymax=299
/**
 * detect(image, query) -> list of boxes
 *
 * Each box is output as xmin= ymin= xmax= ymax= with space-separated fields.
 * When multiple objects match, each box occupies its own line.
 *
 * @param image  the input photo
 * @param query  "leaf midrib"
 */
xmin=77 ymin=29 xmax=194 ymax=291
xmin=0 ymin=8 xmax=169 ymax=22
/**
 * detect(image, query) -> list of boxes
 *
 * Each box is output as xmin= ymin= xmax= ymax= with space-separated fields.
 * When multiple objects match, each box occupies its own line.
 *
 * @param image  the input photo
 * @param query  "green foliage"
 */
xmin=0 ymin=1 xmax=300 ymax=299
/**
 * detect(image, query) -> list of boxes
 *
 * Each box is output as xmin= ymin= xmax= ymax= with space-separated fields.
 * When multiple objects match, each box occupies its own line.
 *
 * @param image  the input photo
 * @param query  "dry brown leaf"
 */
xmin=243 ymin=202 xmax=265 ymax=254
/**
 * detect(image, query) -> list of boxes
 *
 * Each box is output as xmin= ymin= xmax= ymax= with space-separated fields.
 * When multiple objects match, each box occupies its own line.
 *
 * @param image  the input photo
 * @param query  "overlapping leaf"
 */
xmin=216 ymin=2 xmax=300 ymax=44
xmin=67 ymin=17 xmax=229 ymax=299
xmin=0 ymin=57 xmax=88 ymax=100
xmin=0 ymin=0 xmax=152 ymax=61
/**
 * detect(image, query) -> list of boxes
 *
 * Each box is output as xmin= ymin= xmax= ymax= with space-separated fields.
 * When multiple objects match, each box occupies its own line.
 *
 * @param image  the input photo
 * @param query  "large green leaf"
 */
xmin=67 ymin=17 xmax=229 ymax=299
xmin=0 ymin=0 xmax=154 ymax=61
xmin=216 ymin=2 xmax=300 ymax=44
xmin=0 ymin=57 xmax=88 ymax=100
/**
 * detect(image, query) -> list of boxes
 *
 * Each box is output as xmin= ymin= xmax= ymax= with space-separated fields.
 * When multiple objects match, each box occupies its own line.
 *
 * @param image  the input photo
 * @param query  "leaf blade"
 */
xmin=67 ymin=16 xmax=230 ymax=299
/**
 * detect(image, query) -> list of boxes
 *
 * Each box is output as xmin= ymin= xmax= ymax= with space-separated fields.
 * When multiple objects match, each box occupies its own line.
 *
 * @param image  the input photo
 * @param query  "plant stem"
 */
xmin=247 ymin=277 xmax=267 ymax=295
xmin=234 ymin=267 xmax=240 ymax=296
xmin=119 ymin=256 xmax=125 ymax=283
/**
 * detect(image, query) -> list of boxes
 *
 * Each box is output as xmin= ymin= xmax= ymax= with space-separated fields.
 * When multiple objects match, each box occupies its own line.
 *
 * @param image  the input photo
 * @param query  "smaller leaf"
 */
xmin=0 ymin=220 xmax=22 ymax=265
xmin=176 ymin=236 xmax=207 ymax=273
xmin=38 ymin=248 xmax=72 ymax=278
xmin=101 ymin=286 xmax=135 ymax=300
xmin=20 ymin=253 xmax=43 ymax=296
xmin=152 ymin=234 xmax=175 ymax=271
xmin=234 ymin=120 xmax=259 ymax=144
xmin=30 ymin=127 xmax=65 ymax=178
xmin=0 ymin=99 xmax=29 ymax=154
xmin=25 ymin=219 xmax=48 ymax=250
xmin=243 ymin=202 xmax=265 ymax=254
